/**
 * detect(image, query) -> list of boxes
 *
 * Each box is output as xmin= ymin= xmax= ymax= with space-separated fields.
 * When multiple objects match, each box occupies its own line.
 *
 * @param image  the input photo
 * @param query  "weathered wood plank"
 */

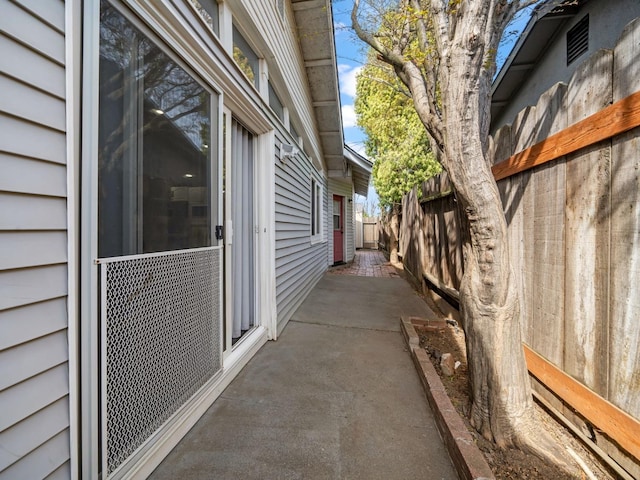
xmin=492 ymin=90 xmax=640 ymax=181
xmin=609 ymin=128 xmax=640 ymax=419
xmin=564 ymin=50 xmax=613 ymax=396
xmin=609 ymin=11 xmax=640 ymax=422
xmin=524 ymin=345 xmax=640 ymax=460
xmin=511 ymin=106 xmax=538 ymax=345
xmin=531 ymin=83 xmax=567 ymax=368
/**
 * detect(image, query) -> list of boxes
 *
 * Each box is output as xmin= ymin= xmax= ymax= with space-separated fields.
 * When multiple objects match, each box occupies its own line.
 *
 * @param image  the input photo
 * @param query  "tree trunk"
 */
xmin=436 ymin=42 xmax=564 ymax=461
xmin=445 ymin=130 xmax=534 ymax=447
xmin=390 ymin=206 xmax=400 ymax=264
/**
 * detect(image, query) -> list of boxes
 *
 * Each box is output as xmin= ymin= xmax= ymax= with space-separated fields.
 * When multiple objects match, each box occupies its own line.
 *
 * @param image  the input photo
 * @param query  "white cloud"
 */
xmin=338 ymin=64 xmax=362 ymax=98
xmin=342 ymin=104 xmax=357 ymax=128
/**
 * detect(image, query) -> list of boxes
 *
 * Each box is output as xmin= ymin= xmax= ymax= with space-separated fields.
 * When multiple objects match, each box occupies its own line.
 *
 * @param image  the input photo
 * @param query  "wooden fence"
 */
xmin=391 ymin=18 xmax=640 ymax=473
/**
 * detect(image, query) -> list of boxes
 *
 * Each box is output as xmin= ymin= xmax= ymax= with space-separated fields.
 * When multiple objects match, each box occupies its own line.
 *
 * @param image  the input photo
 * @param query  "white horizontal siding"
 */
xmin=0 ymin=153 xmax=67 ymax=197
xmin=0 ymin=363 xmax=69 ymax=432
xmin=0 ymin=264 xmax=68 ymax=311
xmin=0 ymin=397 xmax=69 ymax=471
xmin=0 ymin=429 xmax=70 ymax=480
xmin=45 ymin=461 xmax=71 ymax=480
xmin=0 ymin=193 xmax=67 ymax=230
xmin=0 ymin=1 xmax=71 ymax=478
xmin=0 ymin=330 xmax=69 ymax=391
xmin=0 ymin=114 xmax=66 ymax=164
xmin=0 ymin=75 xmax=66 ymax=131
xmin=0 ymin=298 xmax=68 ymax=350
xmin=14 ymin=0 xmax=66 ymax=32
xmin=0 ymin=36 xmax=66 ymax=98
xmin=0 ymin=231 xmax=67 ymax=270
xmin=0 ymin=0 xmax=65 ymax=63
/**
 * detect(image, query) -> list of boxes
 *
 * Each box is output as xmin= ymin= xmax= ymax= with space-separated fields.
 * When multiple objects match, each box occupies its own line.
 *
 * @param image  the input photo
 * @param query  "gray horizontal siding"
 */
xmin=0 ymin=264 xmax=68 ymax=311
xmin=0 ymin=429 xmax=70 ymax=480
xmin=0 ymin=298 xmax=68 ymax=350
xmin=0 ymin=193 xmax=67 ymax=229
xmin=0 ymin=331 xmax=69 ymax=391
xmin=0 ymin=75 xmax=66 ymax=131
xmin=0 ymin=0 xmax=65 ymax=64
xmin=274 ymin=128 xmax=328 ymax=333
xmin=0 ymin=397 xmax=69 ymax=471
xmin=0 ymin=363 xmax=69 ymax=433
xmin=45 ymin=461 xmax=71 ymax=480
xmin=0 ymin=153 xmax=67 ymax=197
xmin=0 ymin=36 xmax=66 ymax=98
xmin=0 ymin=1 xmax=71 ymax=478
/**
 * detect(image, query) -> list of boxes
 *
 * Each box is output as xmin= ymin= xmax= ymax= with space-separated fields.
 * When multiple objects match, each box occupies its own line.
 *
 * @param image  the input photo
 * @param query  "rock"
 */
xmin=440 ymin=353 xmax=455 ymax=376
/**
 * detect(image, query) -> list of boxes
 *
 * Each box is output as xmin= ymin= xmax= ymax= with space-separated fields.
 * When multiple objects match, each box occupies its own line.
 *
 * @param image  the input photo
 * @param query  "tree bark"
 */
xmin=390 ymin=205 xmax=400 ymax=264
xmin=433 ymin=37 xmax=566 ymax=463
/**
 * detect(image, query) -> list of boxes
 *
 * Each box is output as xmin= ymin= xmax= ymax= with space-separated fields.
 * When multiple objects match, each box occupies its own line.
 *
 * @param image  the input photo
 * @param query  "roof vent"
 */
xmin=567 ymin=14 xmax=589 ymax=65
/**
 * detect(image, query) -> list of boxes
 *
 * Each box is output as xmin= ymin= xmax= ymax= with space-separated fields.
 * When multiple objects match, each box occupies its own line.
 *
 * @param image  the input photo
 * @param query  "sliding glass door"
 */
xmin=225 ymin=117 xmax=256 ymax=349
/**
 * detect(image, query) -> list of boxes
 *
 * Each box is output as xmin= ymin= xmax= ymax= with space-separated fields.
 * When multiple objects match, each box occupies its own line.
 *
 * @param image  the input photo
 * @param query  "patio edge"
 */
xmin=401 ymin=316 xmax=495 ymax=480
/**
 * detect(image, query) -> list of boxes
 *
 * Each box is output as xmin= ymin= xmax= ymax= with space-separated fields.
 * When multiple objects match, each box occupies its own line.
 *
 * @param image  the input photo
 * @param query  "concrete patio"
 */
xmin=150 ymin=251 xmax=457 ymax=479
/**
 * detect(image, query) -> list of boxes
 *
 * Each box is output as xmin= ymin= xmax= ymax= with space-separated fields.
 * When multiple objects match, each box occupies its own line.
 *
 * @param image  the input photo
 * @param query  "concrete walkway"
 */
xmin=150 ymin=254 xmax=457 ymax=479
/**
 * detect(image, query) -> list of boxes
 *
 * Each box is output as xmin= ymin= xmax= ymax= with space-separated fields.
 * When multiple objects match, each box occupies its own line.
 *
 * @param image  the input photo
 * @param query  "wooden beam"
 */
xmin=523 ymin=344 xmax=640 ymax=461
xmin=493 ymin=90 xmax=640 ymax=181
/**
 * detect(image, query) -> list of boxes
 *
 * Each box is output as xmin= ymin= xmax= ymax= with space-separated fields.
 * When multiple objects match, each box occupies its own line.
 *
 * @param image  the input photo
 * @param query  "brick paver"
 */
xmin=328 ymin=249 xmax=399 ymax=277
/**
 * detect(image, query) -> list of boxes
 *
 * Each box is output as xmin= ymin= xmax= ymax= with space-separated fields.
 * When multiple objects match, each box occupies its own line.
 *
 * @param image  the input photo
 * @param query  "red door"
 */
xmin=333 ymin=195 xmax=344 ymax=264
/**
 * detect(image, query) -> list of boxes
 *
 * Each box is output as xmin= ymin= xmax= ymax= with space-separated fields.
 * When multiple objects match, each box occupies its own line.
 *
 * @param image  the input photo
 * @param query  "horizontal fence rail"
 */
xmin=492 ymin=90 xmax=640 ymax=181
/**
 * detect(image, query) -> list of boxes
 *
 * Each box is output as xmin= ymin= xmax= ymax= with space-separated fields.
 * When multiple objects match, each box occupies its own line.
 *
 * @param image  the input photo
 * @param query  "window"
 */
xmin=290 ymin=122 xmax=300 ymax=145
xmin=268 ymin=81 xmax=284 ymax=122
xmin=311 ymin=178 xmax=323 ymax=241
xmin=189 ymin=0 xmax=219 ymax=36
xmin=567 ymin=14 xmax=589 ymax=65
xmin=98 ymin=1 xmax=218 ymax=258
xmin=233 ymin=26 xmax=260 ymax=88
xmin=277 ymin=0 xmax=285 ymax=20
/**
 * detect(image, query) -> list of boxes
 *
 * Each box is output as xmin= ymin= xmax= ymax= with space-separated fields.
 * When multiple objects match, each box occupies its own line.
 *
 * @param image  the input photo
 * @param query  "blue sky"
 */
xmin=331 ymin=1 xmax=534 ymax=208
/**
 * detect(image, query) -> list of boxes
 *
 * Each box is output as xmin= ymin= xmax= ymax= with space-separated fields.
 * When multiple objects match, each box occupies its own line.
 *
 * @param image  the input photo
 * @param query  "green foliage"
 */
xmin=233 ymin=46 xmax=255 ymax=83
xmin=355 ymin=54 xmax=440 ymax=209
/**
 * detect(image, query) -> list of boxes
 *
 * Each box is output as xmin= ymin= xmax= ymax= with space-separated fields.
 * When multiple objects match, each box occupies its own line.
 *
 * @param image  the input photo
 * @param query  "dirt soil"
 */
xmin=414 ymin=322 xmax=617 ymax=479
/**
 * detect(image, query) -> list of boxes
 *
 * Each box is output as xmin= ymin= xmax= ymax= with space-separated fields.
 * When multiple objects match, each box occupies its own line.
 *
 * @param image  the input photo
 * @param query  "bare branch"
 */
xmin=351 ymin=0 xmax=406 ymax=70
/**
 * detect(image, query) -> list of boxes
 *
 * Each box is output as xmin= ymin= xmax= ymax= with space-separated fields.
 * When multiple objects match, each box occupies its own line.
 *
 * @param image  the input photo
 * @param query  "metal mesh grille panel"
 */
xmin=101 ymin=248 xmax=221 ymax=475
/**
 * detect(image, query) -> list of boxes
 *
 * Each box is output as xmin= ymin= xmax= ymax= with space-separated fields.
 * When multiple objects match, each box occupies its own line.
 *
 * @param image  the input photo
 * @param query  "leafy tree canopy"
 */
xmin=355 ymin=53 xmax=440 ymax=209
